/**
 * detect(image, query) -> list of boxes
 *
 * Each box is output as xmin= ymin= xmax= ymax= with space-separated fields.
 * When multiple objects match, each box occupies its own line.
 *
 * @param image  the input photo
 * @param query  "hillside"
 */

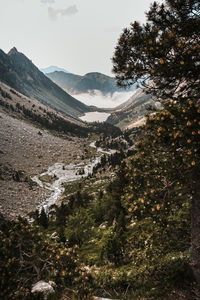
xmin=0 ymin=81 xmax=121 ymax=219
xmin=46 ymin=71 xmax=137 ymax=96
xmin=0 ymin=81 xmax=89 ymax=219
xmin=0 ymin=48 xmax=92 ymax=118
xmin=106 ymin=89 xmax=160 ymax=129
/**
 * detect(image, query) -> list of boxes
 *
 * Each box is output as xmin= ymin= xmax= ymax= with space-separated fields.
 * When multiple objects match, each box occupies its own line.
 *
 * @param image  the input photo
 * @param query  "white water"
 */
xmin=32 ymin=142 xmax=116 ymax=212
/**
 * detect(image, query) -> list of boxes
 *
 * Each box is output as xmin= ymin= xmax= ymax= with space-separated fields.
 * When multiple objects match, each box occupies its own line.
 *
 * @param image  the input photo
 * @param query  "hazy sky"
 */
xmin=0 ymin=0 xmax=160 ymax=76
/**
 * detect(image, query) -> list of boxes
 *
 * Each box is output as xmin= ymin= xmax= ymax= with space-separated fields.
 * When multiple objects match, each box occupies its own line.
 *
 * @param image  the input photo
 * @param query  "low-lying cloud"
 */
xmin=48 ymin=5 xmax=78 ymax=21
xmin=73 ymin=90 xmax=135 ymax=108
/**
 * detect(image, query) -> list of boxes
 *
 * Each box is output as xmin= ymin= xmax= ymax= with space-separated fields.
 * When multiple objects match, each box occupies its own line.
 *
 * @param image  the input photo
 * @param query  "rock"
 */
xmin=48 ymin=280 xmax=56 ymax=288
xmin=31 ymin=281 xmax=55 ymax=299
xmin=50 ymin=231 xmax=58 ymax=239
xmin=99 ymin=222 xmax=107 ymax=229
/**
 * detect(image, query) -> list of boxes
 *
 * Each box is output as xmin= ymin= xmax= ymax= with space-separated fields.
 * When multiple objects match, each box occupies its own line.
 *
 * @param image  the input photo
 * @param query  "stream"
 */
xmin=32 ymin=142 xmax=116 ymax=212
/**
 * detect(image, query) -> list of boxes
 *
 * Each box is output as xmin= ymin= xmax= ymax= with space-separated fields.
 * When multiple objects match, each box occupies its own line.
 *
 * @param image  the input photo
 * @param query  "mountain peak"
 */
xmin=8 ymin=47 xmax=19 ymax=56
xmin=40 ymin=66 xmax=69 ymax=74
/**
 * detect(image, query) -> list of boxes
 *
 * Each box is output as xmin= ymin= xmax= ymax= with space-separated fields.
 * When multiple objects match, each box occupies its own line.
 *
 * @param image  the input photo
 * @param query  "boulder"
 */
xmin=31 ymin=280 xmax=55 ymax=299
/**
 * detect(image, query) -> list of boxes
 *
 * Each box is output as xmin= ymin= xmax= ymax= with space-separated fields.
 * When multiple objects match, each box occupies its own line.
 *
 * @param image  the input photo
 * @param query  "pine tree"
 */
xmin=112 ymin=0 xmax=200 ymax=293
xmin=113 ymin=0 xmax=200 ymax=101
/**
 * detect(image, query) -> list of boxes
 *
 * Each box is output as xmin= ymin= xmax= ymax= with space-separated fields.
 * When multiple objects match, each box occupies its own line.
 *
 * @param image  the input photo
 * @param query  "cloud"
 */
xmin=48 ymin=5 xmax=78 ymax=21
xmin=74 ymin=90 xmax=135 ymax=108
xmin=41 ymin=0 xmax=55 ymax=3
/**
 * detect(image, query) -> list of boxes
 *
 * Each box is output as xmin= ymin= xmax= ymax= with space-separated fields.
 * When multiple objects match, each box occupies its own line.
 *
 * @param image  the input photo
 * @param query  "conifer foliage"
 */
xmin=112 ymin=0 xmax=200 ymax=294
xmin=113 ymin=0 xmax=200 ymax=101
xmin=0 ymin=218 xmax=92 ymax=299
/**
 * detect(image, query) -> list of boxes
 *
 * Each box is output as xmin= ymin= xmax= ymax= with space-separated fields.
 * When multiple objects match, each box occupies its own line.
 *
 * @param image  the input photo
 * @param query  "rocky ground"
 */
xmin=0 ymin=110 xmax=88 ymax=219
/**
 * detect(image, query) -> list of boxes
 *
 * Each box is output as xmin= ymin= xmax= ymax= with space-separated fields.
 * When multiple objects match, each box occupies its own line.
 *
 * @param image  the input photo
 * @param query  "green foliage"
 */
xmin=122 ymin=100 xmax=199 ymax=225
xmin=66 ymin=208 xmax=94 ymax=247
xmin=92 ymin=254 xmax=192 ymax=298
xmin=0 ymin=218 xmax=93 ymax=299
xmin=112 ymin=1 xmax=200 ymax=291
xmin=70 ymin=101 xmax=196 ymax=296
xmin=100 ymin=227 xmax=126 ymax=266
xmin=20 ymin=97 xmax=196 ymax=297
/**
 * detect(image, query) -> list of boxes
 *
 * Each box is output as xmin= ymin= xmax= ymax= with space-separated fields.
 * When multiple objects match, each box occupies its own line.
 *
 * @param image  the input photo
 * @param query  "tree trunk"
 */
xmin=191 ymin=180 xmax=200 ymax=298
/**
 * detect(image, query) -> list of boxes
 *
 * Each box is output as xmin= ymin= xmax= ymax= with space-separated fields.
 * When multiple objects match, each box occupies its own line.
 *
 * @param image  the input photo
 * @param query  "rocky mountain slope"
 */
xmin=0 ymin=81 xmax=92 ymax=136
xmin=0 ymin=82 xmax=90 ymax=219
xmin=0 ymin=110 xmax=88 ymax=219
xmin=0 ymin=48 xmax=92 ymax=118
xmin=46 ymin=71 xmax=137 ymax=96
xmin=106 ymin=89 xmax=160 ymax=129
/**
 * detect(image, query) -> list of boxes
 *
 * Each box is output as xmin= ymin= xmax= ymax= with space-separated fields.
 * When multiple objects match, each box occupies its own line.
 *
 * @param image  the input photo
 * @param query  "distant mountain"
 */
xmin=107 ymin=89 xmax=160 ymax=130
xmin=46 ymin=71 xmax=137 ymax=96
xmin=40 ymin=66 xmax=69 ymax=74
xmin=0 ymin=48 xmax=91 ymax=118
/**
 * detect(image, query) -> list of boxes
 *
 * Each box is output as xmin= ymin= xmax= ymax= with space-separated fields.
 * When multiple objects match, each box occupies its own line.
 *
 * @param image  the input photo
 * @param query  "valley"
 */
xmin=0 ymin=20 xmax=198 ymax=298
xmin=32 ymin=141 xmax=116 ymax=213
xmin=0 ymin=77 xmax=126 ymax=221
xmin=0 ymin=70 xmax=193 ymax=299
xmin=0 ymin=109 xmax=88 ymax=219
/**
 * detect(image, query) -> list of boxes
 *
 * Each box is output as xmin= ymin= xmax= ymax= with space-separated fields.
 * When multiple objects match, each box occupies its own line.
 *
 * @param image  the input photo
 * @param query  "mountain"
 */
xmin=0 ymin=79 xmax=122 ymax=219
xmin=0 ymin=81 xmax=91 ymax=136
xmin=0 ymin=80 xmax=121 ymax=139
xmin=106 ymin=89 xmax=161 ymax=129
xmin=40 ymin=66 xmax=69 ymax=74
xmin=0 ymin=48 xmax=91 ymax=118
xmin=0 ymin=80 xmax=92 ymax=219
xmin=46 ymin=71 xmax=137 ymax=96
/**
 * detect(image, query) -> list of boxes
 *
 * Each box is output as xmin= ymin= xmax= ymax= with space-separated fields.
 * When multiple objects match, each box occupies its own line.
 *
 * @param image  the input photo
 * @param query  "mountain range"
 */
xmin=0 ymin=48 xmax=91 ymax=118
xmin=0 ymin=47 xmax=156 ymax=128
xmin=46 ymin=71 xmax=137 ymax=96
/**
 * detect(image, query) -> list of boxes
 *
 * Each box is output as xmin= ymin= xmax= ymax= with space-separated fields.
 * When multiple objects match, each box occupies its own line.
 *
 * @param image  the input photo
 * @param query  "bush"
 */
xmin=0 ymin=218 xmax=93 ymax=299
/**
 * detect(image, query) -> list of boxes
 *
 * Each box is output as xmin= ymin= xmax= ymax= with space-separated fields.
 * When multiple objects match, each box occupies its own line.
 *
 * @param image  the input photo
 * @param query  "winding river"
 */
xmin=32 ymin=142 xmax=116 ymax=212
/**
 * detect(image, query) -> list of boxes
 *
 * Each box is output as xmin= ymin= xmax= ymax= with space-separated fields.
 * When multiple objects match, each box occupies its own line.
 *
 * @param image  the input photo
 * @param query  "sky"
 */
xmin=0 ymin=0 xmax=160 ymax=76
